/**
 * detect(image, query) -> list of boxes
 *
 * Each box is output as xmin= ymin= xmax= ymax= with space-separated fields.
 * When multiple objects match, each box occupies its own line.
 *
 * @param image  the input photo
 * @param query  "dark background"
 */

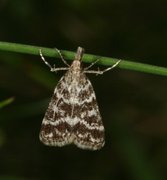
xmin=0 ymin=1 xmax=167 ymax=180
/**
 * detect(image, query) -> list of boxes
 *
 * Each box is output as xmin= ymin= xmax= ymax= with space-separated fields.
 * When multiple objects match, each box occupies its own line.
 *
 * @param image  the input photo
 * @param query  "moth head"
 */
xmin=75 ymin=47 xmax=85 ymax=62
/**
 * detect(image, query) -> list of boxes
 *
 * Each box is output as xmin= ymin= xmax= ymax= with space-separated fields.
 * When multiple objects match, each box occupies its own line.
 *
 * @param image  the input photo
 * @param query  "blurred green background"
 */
xmin=0 ymin=1 xmax=167 ymax=180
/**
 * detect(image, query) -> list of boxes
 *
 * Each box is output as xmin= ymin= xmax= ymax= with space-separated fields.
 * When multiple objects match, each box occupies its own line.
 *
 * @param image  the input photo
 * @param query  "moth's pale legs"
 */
xmin=85 ymin=60 xmax=121 ymax=75
xmin=54 ymin=48 xmax=70 ymax=67
xmin=39 ymin=49 xmax=69 ymax=72
xmin=84 ymin=58 xmax=101 ymax=70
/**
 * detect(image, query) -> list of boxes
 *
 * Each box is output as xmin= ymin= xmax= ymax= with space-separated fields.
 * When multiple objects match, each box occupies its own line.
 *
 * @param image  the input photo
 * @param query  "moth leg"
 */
xmin=84 ymin=58 xmax=101 ymax=70
xmin=55 ymin=48 xmax=70 ymax=67
xmin=85 ymin=60 xmax=121 ymax=75
xmin=39 ymin=49 xmax=69 ymax=72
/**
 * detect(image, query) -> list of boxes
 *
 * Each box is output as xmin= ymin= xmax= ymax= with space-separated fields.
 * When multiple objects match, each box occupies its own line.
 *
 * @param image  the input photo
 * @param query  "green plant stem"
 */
xmin=0 ymin=41 xmax=167 ymax=76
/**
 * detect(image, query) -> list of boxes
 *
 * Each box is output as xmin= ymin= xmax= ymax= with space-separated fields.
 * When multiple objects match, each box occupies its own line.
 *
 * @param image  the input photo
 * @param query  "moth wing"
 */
xmin=73 ymin=77 xmax=105 ymax=150
xmin=39 ymin=76 xmax=73 ymax=147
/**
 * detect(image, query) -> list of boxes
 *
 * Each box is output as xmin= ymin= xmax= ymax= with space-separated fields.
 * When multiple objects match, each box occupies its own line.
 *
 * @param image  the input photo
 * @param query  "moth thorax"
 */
xmin=71 ymin=60 xmax=82 ymax=74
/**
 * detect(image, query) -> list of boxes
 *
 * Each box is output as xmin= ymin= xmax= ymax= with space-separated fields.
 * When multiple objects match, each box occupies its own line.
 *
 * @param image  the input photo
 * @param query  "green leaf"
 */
xmin=0 ymin=97 xmax=15 ymax=109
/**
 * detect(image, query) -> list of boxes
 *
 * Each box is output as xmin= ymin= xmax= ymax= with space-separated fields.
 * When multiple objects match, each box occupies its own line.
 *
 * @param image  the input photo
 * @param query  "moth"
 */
xmin=39 ymin=47 xmax=120 ymax=150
